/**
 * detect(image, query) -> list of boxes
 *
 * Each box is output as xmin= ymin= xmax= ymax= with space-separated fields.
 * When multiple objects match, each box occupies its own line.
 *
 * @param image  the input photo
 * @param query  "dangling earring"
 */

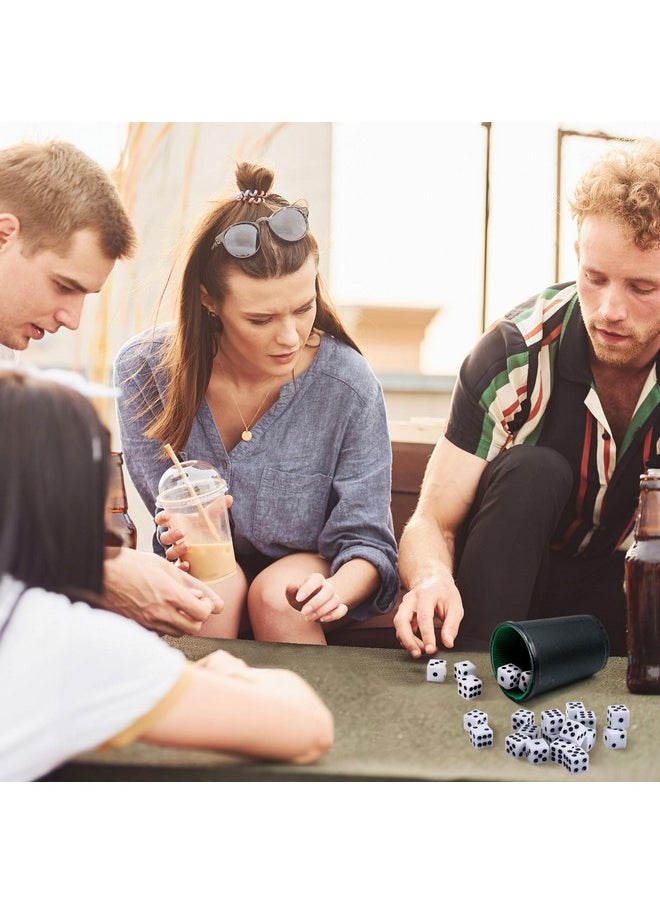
xmin=306 ymin=327 xmax=321 ymax=348
xmin=206 ymin=307 xmax=221 ymax=331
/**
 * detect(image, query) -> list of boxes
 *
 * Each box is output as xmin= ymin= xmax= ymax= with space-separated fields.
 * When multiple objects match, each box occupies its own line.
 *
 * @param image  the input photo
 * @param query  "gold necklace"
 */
xmin=228 ymin=370 xmax=294 ymax=442
xmin=232 ymin=385 xmax=274 ymax=442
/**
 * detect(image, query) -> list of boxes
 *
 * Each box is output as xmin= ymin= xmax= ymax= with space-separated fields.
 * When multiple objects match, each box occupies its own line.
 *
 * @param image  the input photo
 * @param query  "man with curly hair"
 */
xmin=396 ymin=137 xmax=660 ymax=658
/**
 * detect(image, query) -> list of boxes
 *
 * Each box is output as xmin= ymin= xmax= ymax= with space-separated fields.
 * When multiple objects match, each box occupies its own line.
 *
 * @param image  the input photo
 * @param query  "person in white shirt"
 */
xmin=0 ymin=138 xmax=224 ymax=636
xmin=0 ymin=366 xmax=333 ymax=780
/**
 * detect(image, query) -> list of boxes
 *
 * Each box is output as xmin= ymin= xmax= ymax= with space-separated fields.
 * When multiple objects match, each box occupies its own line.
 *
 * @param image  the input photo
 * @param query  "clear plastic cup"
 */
xmin=156 ymin=460 xmax=236 ymax=584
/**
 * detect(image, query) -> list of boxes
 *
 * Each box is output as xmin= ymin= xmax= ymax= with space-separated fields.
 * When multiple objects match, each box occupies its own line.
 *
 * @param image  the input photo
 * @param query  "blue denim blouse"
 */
xmin=113 ymin=329 xmax=399 ymax=620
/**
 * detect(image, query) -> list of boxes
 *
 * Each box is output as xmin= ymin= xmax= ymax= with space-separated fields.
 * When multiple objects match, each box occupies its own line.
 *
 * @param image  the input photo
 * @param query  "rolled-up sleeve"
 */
xmin=318 ymin=377 xmax=400 ymax=619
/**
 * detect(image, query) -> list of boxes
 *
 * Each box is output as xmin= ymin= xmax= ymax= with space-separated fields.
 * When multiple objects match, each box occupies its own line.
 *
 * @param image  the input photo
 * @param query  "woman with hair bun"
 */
xmin=114 ymin=162 xmax=399 ymax=644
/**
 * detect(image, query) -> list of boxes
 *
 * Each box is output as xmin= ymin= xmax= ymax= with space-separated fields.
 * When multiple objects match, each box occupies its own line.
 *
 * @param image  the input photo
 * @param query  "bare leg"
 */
xmin=196 ymin=565 xmax=249 ymax=638
xmin=248 ymin=553 xmax=330 ymax=644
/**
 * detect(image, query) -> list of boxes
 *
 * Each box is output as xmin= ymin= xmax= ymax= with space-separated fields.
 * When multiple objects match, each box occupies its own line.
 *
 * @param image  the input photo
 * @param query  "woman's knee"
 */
xmin=247 ymin=570 xmax=282 ymax=614
xmin=247 ymin=554 xmax=329 ymax=616
xmin=197 ymin=568 xmax=249 ymax=637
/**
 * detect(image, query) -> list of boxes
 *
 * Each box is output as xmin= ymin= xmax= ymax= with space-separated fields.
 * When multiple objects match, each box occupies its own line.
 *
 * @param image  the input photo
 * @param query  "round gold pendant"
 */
xmin=241 ymin=430 xmax=253 ymax=442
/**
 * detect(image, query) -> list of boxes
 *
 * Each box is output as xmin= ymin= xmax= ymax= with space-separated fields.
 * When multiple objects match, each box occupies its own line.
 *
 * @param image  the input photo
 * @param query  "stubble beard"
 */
xmin=586 ymin=320 xmax=650 ymax=369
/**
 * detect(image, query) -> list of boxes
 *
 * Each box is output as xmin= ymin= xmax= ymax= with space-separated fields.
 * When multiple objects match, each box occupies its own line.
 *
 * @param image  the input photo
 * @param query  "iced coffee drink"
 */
xmin=185 ymin=540 xmax=236 ymax=584
xmin=156 ymin=459 xmax=237 ymax=584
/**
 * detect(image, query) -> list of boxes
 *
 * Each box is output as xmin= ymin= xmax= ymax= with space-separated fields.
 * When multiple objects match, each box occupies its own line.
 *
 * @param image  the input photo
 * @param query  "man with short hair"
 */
xmin=0 ymin=139 xmax=221 ymax=634
xmin=396 ymin=137 xmax=660 ymax=658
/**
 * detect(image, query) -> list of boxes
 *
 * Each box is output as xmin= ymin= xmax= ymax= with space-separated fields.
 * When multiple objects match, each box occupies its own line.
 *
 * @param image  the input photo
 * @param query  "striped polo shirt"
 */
xmin=445 ymin=282 xmax=660 ymax=557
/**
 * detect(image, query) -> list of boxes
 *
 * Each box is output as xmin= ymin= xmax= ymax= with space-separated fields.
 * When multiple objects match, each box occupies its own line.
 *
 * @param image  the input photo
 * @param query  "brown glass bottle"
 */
xmin=105 ymin=451 xmax=138 ymax=550
xmin=624 ymin=469 xmax=660 ymax=694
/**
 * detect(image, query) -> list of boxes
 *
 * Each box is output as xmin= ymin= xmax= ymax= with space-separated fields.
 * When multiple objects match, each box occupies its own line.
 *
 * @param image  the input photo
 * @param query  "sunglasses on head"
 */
xmin=211 ymin=205 xmax=309 ymax=259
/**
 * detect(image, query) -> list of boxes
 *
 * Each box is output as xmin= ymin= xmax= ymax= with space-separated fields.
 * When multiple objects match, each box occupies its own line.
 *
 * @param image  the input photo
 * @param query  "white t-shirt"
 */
xmin=0 ymin=575 xmax=190 ymax=781
xmin=0 ymin=345 xmax=16 ymax=361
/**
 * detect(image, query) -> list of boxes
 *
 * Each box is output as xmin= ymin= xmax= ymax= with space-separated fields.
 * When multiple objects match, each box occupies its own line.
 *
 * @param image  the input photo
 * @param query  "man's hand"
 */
xmin=103 ymin=547 xmax=223 ymax=635
xmin=393 ymin=574 xmax=464 ymax=659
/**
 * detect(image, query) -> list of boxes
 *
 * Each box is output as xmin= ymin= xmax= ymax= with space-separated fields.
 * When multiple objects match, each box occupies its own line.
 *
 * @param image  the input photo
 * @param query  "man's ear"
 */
xmin=0 ymin=213 xmax=20 ymax=249
xmin=574 ymin=238 xmax=580 ymax=262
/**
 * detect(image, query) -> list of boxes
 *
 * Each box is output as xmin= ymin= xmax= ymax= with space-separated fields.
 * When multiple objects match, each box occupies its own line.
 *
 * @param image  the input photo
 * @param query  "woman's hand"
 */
xmin=155 ymin=510 xmax=190 ymax=569
xmin=196 ymin=649 xmax=250 ymax=676
xmin=286 ymin=572 xmax=349 ymax=623
xmin=155 ymin=495 xmax=233 ymax=571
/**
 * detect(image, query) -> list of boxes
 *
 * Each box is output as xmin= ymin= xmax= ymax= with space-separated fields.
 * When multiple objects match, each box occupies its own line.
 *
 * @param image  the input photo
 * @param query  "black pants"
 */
xmin=453 ymin=445 xmax=627 ymax=656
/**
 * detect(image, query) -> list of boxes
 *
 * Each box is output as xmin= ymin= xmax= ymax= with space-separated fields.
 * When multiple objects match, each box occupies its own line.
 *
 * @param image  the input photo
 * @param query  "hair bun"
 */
xmin=235 ymin=162 xmax=274 ymax=197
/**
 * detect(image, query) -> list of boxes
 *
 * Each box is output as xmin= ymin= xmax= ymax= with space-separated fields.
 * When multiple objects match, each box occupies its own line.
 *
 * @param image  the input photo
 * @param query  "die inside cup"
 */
xmin=490 ymin=623 xmax=534 ymax=701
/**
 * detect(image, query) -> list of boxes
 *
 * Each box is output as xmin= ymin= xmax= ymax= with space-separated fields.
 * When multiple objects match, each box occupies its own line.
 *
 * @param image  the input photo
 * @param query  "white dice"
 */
xmin=426 ymin=659 xmax=447 ymax=683
xmin=497 ymin=662 xmax=522 ymax=690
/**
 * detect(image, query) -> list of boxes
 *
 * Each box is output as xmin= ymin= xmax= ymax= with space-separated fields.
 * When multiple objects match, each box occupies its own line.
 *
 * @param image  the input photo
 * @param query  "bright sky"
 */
xmin=0 ymin=122 xmax=126 ymax=169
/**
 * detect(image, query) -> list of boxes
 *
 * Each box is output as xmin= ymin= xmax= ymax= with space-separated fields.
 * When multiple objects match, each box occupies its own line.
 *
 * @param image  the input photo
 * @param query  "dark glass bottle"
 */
xmin=624 ymin=469 xmax=660 ymax=694
xmin=105 ymin=451 xmax=138 ymax=550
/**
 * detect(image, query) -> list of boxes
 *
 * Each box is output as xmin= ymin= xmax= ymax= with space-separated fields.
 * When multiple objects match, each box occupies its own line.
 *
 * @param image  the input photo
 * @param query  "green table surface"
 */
xmin=44 ymin=637 xmax=659 ymax=782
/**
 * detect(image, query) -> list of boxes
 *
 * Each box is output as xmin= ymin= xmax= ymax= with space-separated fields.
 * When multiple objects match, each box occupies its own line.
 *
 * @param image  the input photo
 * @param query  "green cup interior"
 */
xmin=490 ymin=622 xmax=533 ymax=701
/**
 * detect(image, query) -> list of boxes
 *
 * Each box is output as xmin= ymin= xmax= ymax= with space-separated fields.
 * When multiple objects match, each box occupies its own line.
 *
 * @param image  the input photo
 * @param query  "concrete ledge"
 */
xmin=388 ymin=417 xmax=446 ymax=444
